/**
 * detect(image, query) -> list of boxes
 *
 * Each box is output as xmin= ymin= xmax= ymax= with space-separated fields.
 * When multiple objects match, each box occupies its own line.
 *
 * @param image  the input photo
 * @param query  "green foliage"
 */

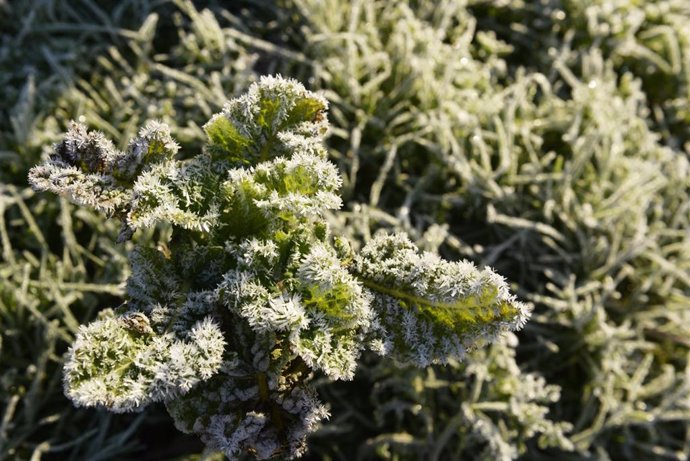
xmin=64 ymin=310 xmax=225 ymax=412
xmin=27 ymin=76 xmax=527 ymax=459
xmin=355 ymin=233 xmax=529 ymax=366
xmin=3 ymin=0 xmax=690 ymax=460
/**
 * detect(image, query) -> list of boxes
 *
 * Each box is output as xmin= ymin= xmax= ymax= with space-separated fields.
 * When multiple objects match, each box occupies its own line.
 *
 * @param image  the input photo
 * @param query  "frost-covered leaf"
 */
xmin=204 ymin=75 xmax=328 ymax=166
xmin=354 ymin=233 xmax=531 ymax=366
xmin=64 ymin=311 xmax=225 ymax=413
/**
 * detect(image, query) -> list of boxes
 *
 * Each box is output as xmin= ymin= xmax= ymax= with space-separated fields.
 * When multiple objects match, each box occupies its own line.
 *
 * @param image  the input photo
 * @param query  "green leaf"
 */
xmin=204 ymin=114 xmax=251 ymax=164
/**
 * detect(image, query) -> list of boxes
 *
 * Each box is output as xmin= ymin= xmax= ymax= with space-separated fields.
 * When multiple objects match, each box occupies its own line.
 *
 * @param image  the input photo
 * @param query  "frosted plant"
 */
xmin=28 ymin=76 xmax=530 ymax=460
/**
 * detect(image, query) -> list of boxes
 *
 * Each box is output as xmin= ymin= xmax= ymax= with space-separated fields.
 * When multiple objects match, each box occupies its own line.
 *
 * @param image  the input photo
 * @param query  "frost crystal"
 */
xmin=28 ymin=76 xmax=530 ymax=460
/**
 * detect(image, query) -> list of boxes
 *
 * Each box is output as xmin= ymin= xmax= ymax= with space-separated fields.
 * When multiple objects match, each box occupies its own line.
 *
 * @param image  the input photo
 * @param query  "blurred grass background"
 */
xmin=1 ymin=0 xmax=689 ymax=460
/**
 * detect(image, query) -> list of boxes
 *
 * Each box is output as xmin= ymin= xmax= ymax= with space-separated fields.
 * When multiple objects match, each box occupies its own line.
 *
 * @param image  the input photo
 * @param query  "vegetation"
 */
xmin=1 ymin=0 xmax=689 ymax=460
